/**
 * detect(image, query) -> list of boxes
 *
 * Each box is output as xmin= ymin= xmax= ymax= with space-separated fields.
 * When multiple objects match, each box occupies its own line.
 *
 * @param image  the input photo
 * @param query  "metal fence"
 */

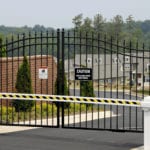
xmin=0 ymin=30 xmax=60 ymax=128
xmin=0 ymin=29 xmax=149 ymax=132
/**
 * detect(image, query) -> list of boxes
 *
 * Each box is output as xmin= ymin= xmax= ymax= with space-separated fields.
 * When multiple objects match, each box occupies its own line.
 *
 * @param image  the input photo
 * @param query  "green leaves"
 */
xmin=0 ymin=37 xmax=6 ymax=57
xmin=55 ymin=61 xmax=70 ymax=108
xmin=80 ymin=81 xmax=95 ymax=97
xmin=13 ymin=56 xmax=34 ymax=112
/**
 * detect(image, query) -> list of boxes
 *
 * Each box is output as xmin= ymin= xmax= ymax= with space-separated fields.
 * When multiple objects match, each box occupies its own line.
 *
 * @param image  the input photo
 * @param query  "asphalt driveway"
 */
xmin=0 ymin=127 xmax=143 ymax=150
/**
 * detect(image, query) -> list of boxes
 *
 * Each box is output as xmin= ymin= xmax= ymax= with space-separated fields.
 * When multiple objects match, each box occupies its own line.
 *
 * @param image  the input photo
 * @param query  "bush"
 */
xmin=80 ymin=81 xmax=95 ymax=97
xmin=55 ymin=61 xmax=70 ymax=108
xmin=13 ymin=56 xmax=35 ymax=112
xmin=80 ymin=81 xmax=95 ymax=108
xmin=0 ymin=37 xmax=6 ymax=57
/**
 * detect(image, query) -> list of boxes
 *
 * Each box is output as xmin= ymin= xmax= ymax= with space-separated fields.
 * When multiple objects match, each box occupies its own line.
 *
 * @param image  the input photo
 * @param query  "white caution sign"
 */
xmin=39 ymin=67 xmax=48 ymax=79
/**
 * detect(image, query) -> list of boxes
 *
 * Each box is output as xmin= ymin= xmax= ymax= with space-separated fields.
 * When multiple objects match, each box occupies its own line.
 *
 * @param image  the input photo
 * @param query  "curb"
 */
xmin=130 ymin=146 xmax=143 ymax=150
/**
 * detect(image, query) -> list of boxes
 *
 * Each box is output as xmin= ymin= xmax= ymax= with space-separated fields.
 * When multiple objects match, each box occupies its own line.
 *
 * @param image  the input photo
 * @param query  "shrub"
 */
xmin=80 ymin=80 xmax=95 ymax=97
xmin=80 ymin=80 xmax=95 ymax=108
xmin=13 ymin=56 xmax=35 ymax=112
xmin=55 ymin=61 xmax=70 ymax=108
xmin=0 ymin=36 xmax=6 ymax=57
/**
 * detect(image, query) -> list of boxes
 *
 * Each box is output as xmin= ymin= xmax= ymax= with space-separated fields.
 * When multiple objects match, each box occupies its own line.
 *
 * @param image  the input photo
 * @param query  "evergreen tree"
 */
xmin=126 ymin=15 xmax=134 ymax=33
xmin=0 ymin=36 xmax=6 ymax=57
xmin=82 ymin=17 xmax=93 ymax=32
xmin=80 ymin=81 xmax=95 ymax=97
xmin=93 ymin=13 xmax=106 ymax=32
xmin=13 ymin=56 xmax=34 ymax=112
xmin=55 ymin=61 xmax=70 ymax=108
xmin=80 ymin=80 xmax=95 ymax=108
xmin=72 ymin=14 xmax=83 ymax=29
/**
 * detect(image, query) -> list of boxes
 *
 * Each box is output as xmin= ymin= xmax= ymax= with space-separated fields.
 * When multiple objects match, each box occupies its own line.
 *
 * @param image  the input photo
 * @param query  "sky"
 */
xmin=0 ymin=0 xmax=149 ymax=28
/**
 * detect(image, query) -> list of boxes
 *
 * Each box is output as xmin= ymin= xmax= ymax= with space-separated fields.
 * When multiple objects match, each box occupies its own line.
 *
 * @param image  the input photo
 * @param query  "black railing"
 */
xmin=0 ymin=30 xmax=60 ymax=128
xmin=0 ymin=29 xmax=149 ymax=132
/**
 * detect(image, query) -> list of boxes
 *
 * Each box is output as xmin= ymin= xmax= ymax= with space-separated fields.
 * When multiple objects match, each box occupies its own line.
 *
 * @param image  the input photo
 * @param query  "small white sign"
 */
xmin=39 ymin=67 xmax=48 ymax=79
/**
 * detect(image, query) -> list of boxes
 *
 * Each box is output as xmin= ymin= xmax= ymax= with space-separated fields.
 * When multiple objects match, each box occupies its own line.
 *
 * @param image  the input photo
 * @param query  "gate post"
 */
xmin=141 ymin=96 xmax=150 ymax=150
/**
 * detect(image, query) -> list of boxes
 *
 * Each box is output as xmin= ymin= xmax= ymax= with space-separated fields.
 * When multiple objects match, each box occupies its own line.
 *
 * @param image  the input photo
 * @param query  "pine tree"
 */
xmin=80 ymin=81 xmax=95 ymax=97
xmin=55 ymin=61 xmax=70 ymax=108
xmin=0 ymin=37 xmax=6 ymax=57
xmin=80 ymin=80 xmax=95 ymax=108
xmin=13 ymin=56 xmax=34 ymax=112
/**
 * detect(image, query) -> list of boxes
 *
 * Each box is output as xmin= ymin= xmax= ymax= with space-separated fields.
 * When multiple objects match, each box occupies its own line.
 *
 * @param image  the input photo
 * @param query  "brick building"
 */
xmin=0 ymin=55 xmax=57 ymax=97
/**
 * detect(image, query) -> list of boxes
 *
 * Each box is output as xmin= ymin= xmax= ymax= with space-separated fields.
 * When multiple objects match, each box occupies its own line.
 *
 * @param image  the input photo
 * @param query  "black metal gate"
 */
xmin=61 ymin=30 xmax=145 ymax=132
xmin=0 ymin=30 xmax=60 ymax=128
xmin=0 ymin=29 xmax=148 ymax=132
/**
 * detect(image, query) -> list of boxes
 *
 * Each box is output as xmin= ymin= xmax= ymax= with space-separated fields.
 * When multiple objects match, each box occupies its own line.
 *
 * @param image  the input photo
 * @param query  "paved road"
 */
xmin=70 ymin=90 xmax=142 ymax=100
xmin=0 ymin=90 xmax=143 ymax=150
xmin=0 ymin=127 xmax=143 ymax=150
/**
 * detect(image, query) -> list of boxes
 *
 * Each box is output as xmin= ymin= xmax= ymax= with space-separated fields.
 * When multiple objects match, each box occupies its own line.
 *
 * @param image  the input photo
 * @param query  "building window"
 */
xmin=87 ymin=58 xmax=92 ymax=64
xmin=95 ymin=58 xmax=98 ymax=63
xmin=99 ymin=58 xmax=102 ymax=64
xmin=121 ymin=63 xmax=131 ymax=72
xmin=125 ymin=56 xmax=130 ymax=63
xmin=137 ymin=73 xmax=141 ymax=78
xmin=95 ymin=58 xmax=102 ymax=64
xmin=145 ymin=76 xmax=150 ymax=82
xmin=113 ymin=58 xmax=121 ymax=64
xmin=147 ymin=64 xmax=150 ymax=72
xmin=107 ymin=79 xmax=112 ymax=83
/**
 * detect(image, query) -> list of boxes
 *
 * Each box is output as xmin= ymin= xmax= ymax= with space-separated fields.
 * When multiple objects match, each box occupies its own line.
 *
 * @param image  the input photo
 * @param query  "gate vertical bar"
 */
xmin=11 ymin=35 xmax=14 ymax=125
xmin=73 ymin=30 xmax=76 ymax=127
xmin=57 ymin=29 xmax=60 ymax=127
xmin=67 ymin=30 xmax=70 ymax=127
xmin=129 ymin=41 xmax=132 ymax=130
xmin=23 ymin=33 xmax=26 ymax=125
xmin=116 ymin=37 xmax=119 ymax=130
xmin=110 ymin=36 xmax=113 ymax=130
xmin=46 ymin=31 xmax=49 ymax=126
xmin=29 ymin=32 xmax=31 ymax=125
xmin=135 ymin=42 xmax=138 ymax=130
xmin=123 ymin=40 xmax=126 ymax=130
xmin=104 ymin=34 xmax=106 ymax=129
xmin=142 ymin=43 xmax=145 ymax=131
xmin=34 ymin=32 xmax=37 ymax=125
xmin=40 ymin=32 xmax=43 ymax=126
xmin=0 ymin=39 xmax=2 ymax=123
xmin=61 ymin=29 xmax=65 ymax=128
xmin=6 ymin=38 xmax=8 ymax=124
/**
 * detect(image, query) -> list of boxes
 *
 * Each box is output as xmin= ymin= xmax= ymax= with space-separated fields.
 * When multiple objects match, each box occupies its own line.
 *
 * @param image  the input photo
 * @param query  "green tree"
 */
xmin=126 ymin=15 xmax=134 ymax=33
xmin=80 ymin=80 xmax=95 ymax=108
xmin=55 ymin=61 xmax=70 ymax=108
xmin=80 ymin=81 xmax=95 ymax=97
xmin=111 ymin=15 xmax=124 ymax=38
xmin=13 ymin=56 xmax=34 ymax=112
xmin=0 ymin=36 xmax=6 ymax=57
xmin=93 ymin=13 xmax=106 ymax=32
xmin=72 ymin=14 xmax=83 ymax=29
xmin=81 ymin=17 xmax=93 ymax=32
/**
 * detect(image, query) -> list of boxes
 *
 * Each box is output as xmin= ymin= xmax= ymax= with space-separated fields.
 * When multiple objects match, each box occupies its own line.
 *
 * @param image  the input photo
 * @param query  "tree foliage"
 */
xmin=93 ymin=14 xmax=106 ymax=32
xmin=72 ymin=14 xmax=83 ymax=29
xmin=55 ymin=61 xmax=70 ymax=108
xmin=0 ymin=13 xmax=150 ymax=56
xmin=71 ymin=13 xmax=150 ymax=47
xmin=13 ymin=56 xmax=34 ymax=112
xmin=80 ymin=81 xmax=95 ymax=97
xmin=0 ymin=36 xmax=6 ymax=57
xmin=80 ymin=81 xmax=95 ymax=108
